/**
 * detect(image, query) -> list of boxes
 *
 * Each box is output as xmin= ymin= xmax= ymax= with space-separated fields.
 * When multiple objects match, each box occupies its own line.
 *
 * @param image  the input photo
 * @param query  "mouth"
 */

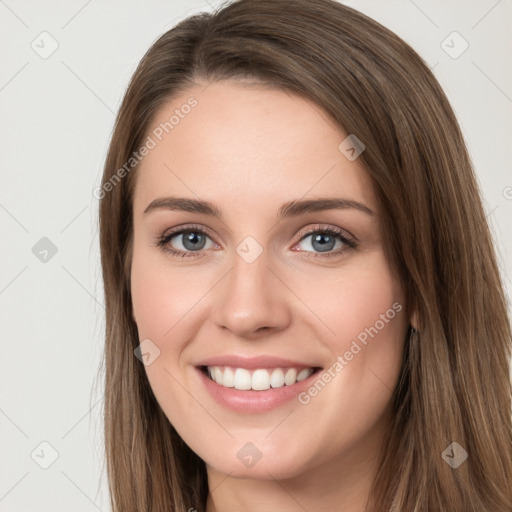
xmin=199 ymin=365 xmax=323 ymax=391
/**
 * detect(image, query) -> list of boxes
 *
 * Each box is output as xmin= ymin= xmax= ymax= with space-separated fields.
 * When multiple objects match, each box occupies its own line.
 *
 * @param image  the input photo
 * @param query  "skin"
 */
xmin=130 ymin=80 xmax=409 ymax=512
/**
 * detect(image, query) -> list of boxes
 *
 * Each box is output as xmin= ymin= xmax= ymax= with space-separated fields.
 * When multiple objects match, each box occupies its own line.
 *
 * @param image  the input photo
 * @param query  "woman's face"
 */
xmin=130 ymin=80 xmax=408 ymax=480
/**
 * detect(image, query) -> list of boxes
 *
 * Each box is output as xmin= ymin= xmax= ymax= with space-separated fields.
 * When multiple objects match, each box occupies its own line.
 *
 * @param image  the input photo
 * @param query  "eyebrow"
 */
xmin=143 ymin=196 xmax=374 ymax=219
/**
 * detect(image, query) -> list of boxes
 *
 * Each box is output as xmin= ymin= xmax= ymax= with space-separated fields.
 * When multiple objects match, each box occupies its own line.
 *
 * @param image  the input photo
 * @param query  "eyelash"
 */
xmin=153 ymin=223 xmax=358 ymax=260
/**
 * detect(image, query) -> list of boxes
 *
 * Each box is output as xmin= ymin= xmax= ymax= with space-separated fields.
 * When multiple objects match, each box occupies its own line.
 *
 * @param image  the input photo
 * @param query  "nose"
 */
xmin=211 ymin=247 xmax=292 ymax=339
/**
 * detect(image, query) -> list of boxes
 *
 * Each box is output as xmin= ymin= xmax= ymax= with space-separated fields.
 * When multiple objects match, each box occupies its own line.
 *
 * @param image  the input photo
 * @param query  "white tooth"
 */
xmin=213 ymin=366 xmax=223 ymax=385
xmin=223 ymin=367 xmax=235 ymax=387
xmin=296 ymin=368 xmax=313 ymax=382
xmin=284 ymin=368 xmax=297 ymax=386
xmin=234 ymin=368 xmax=252 ymax=390
xmin=252 ymin=369 xmax=271 ymax=390
xmin=270 ymin=368 xmax=285 ymax=388
xmin=209 ymin=366 xmax=313 ymax=390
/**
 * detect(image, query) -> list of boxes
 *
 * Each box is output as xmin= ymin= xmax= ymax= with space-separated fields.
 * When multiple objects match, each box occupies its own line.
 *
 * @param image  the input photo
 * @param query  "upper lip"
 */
xmin=195 ymin=355 xmax=322 ymax=370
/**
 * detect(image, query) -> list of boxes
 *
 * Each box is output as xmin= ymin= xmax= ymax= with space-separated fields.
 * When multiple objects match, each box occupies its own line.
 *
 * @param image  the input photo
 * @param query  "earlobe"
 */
xmin=410 ymin=310 xmax=418 ymax=332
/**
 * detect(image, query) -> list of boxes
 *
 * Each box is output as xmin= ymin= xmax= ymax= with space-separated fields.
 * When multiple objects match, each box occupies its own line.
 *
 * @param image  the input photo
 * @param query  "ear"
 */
xmin=410 ymin=309 xmax=418 ymax=331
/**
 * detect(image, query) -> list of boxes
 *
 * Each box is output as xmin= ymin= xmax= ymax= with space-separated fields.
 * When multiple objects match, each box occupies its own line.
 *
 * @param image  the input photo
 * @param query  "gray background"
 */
xmin=1 ymin=0 xmax=511 ymax=510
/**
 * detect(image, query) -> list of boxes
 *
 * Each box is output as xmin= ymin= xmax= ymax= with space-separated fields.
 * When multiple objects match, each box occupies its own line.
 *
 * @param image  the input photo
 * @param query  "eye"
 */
xmin=154 ymin=224 xmax=217 ymax=258
xmin=293 ymin=225 xmax=357 ymax=259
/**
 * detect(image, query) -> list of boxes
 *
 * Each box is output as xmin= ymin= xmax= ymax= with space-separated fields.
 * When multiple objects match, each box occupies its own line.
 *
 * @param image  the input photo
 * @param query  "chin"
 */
xmin=201 ymin=441 xmax=317 ymax=481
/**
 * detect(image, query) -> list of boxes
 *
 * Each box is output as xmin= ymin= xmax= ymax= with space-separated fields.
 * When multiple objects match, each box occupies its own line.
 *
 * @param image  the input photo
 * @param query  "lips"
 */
xmin=195 ymin=354 xmax=321 ymax=370
xmin=195 ymin=366 xmax=324 ymax=414
xmin=195 ymin=355 xmax=322 ymax=390
xmin=194 ymin=355 xmax=323 ymax=408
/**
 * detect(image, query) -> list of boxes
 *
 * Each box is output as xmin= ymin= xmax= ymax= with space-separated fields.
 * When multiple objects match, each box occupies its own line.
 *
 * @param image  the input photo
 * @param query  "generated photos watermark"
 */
xmin=297 ymin=301 xmax=403 ymax=405
xmin=93 ymin=97 xmax=198 ymax=199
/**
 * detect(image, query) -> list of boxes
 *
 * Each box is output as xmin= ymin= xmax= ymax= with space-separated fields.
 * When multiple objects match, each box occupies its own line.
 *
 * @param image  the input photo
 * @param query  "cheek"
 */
xmin=130 ymin=245 xmax=206 ymax=342
xmin=130 ymin=253 xmax=202 ymax=415
xmin=293 ymin=255 xmax=407 ymax=418
xmin=293 ymin=254 xmax=405 ymax=350
xmin=297 ymin=257 xmax=407 ymax=429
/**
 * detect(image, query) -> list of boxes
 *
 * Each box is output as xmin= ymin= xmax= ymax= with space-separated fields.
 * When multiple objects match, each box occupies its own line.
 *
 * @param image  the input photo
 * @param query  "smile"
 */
xmin=203 ymin=365 xmax=319 ymax=391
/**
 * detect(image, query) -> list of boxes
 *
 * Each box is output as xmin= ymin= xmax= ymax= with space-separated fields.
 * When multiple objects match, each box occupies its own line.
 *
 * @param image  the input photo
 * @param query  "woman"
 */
xmin=97 ymin=0 xmax=512 ymax=510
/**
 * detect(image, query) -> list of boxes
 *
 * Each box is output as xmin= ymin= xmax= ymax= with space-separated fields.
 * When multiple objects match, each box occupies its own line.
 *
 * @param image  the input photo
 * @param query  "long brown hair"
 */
xmin=97 ymin=0 xmax=512 ymax=510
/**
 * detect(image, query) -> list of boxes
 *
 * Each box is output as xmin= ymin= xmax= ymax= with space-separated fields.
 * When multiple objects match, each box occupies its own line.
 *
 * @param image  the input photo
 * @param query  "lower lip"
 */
xmin=195 ymin=367 xmax=321 ymax=413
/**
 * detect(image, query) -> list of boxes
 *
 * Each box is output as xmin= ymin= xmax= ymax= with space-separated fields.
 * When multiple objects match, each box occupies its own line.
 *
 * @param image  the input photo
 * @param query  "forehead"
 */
xmin=132 ymin=80 xmax=376 ymax=217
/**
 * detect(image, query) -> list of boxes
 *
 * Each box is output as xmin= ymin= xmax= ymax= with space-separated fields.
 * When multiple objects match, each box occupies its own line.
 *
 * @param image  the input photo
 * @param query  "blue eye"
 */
xmin=291 ymin=225 xmax=358 ymax=260
xmin=155 ymin=224 xmax=215 ymax=258
xmin=168 ymin=230 xmax=212 ymax=252
xmin=294 ymin=229 xmax=355 ymax=257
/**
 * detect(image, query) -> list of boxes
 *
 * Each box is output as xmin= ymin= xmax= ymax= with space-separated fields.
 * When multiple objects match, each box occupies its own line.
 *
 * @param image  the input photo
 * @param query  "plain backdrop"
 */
xmin=1 ymin=1 xmax=511 ymax=510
